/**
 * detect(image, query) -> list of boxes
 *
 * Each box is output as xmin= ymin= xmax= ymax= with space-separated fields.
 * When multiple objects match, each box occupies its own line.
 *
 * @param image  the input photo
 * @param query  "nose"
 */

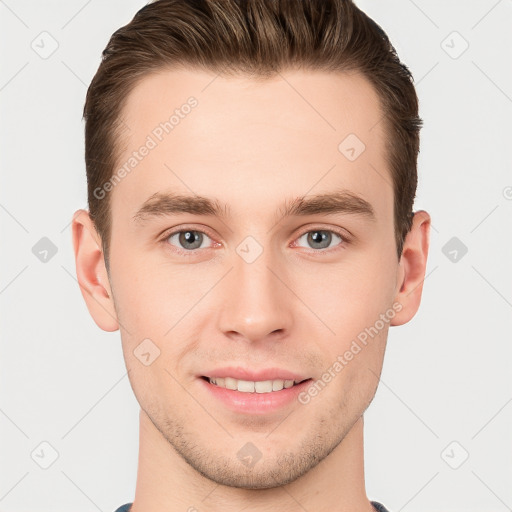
xmin=216 ymin=245 xmax=293 ymax=344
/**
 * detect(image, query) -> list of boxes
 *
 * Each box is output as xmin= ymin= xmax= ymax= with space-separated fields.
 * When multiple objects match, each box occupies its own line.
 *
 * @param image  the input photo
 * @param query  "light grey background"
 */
xmin=1 ymin=1 xmax=511 ymax=511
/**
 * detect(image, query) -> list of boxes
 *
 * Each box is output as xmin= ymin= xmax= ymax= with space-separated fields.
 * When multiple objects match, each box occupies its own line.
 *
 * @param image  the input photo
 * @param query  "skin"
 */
xmin=72 ymin=67 xmax=430 ymax=512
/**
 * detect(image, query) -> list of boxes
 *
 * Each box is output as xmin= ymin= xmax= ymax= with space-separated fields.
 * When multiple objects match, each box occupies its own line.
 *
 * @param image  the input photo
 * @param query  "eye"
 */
xmin=160 ymin=226 xmax=349 ymax=256
xmin=163 ymin=228 xmax=215 ymax=253
xmin=294 ymin=228 xmax=346 ymax=251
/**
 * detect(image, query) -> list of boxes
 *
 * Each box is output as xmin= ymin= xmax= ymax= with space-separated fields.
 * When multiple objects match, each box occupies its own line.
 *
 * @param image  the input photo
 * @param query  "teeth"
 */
xmin=238 ymin=380 xmax=255 ymax=392
xmin=272 ymin=380 xmax=284 ymax=391
xmin=224 ymin=377 xmax=237 ymax=390
xmin=208 ymin=377 xmax=301 ymax=393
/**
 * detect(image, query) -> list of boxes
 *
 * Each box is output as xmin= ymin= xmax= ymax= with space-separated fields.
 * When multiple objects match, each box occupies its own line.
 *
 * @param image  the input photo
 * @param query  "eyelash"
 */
xmin=159 ymin=225 xmax=350 ymax=257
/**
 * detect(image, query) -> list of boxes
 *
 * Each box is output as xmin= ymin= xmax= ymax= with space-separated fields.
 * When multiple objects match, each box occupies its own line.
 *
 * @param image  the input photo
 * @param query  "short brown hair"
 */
xmin=83 ymin=0 xmax=422 ymax=271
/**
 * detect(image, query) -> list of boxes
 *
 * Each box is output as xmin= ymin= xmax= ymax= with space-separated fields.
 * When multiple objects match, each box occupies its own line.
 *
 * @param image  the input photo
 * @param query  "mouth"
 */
xmin=200 ymin=375 xmax=312 ymax=393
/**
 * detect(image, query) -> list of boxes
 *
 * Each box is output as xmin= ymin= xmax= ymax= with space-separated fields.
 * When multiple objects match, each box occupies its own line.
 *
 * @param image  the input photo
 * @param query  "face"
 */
xmin=105 ymin=67 xmax=402 ymax=488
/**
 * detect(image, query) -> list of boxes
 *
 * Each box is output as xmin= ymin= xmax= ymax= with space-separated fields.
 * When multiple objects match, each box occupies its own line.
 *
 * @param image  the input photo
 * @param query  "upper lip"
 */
xmin=201 ymin=367 xmax=310 ymax=382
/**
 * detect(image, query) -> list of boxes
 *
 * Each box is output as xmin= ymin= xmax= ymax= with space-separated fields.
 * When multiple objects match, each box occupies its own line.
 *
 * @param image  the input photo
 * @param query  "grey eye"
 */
xmin=296 ymin=230 xmax=343 ymax=250
xmin=167 ymin=230 xmax=211 ymax=250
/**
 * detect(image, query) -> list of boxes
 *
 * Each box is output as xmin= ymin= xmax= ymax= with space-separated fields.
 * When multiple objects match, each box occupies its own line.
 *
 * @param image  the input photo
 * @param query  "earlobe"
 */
xmin=71 ymin=209 xmax=119 ymax=332
xmin=391 ymin=210 xmax=431 ymax=326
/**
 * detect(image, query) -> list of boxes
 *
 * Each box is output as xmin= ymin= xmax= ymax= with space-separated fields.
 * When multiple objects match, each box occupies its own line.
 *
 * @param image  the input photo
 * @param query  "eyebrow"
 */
xmin=132 ymin=189 xmax=376 ymax=226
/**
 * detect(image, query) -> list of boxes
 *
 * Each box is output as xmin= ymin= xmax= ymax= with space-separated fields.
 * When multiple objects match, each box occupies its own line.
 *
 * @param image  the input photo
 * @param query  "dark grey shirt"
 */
xmin=114 ymin=500 xmax=391 ymax=511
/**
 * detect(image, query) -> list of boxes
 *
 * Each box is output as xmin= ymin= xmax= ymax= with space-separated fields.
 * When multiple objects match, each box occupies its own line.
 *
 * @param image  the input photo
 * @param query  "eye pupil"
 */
xmin=179 ymin=230 xmax=202 ymax=250
xmin=308 ymin=230 xmax=331 ymax=249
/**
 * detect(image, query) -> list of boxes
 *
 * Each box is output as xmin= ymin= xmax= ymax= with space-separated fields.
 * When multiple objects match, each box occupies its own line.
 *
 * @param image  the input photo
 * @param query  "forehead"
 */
xmin=111 ymin=67 xmax=391 ymax=226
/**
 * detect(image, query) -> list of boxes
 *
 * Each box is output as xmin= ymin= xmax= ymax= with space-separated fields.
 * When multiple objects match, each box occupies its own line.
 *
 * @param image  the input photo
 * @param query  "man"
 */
xmin=72 ymin=1 xmax=430 ymax=511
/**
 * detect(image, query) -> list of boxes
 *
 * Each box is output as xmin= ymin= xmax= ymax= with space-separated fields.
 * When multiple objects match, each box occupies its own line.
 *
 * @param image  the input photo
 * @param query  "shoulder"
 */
xmin=113 ymin=503 xmax=132 ymax=512
xmin=371 ymin=501 xmax=392 ymax=512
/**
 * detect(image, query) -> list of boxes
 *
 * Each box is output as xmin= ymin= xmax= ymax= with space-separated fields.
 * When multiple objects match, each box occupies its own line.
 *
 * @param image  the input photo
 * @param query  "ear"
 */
xmin=391 ymin=210 xmax=431 ymax=326
xmin=71 ymin=209 xmax=119 ymax=332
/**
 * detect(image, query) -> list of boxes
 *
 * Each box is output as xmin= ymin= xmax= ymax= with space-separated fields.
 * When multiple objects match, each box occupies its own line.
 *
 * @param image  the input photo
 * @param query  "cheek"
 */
xmin=109 ymin=250 xmax=183 ymax=336
xmin=110 ymin=260 xmax=209 ymax=380
xmin=300 ymin=255 xmax=396 ymax=327
xmin=315 ymin=314 xmax=388 ymax=415
xmin=291 ymin=255 xmax=396 ymax=382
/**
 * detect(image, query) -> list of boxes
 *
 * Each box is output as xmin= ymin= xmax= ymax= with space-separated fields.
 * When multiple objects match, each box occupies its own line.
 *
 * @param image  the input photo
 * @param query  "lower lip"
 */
xmin=199 ymin=377 xmax=313 ymax=415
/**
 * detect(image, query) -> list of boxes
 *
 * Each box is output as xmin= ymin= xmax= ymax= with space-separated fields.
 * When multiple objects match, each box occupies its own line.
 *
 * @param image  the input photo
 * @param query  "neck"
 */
xmin=130 ymin=410 xmax=375 ymax=512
